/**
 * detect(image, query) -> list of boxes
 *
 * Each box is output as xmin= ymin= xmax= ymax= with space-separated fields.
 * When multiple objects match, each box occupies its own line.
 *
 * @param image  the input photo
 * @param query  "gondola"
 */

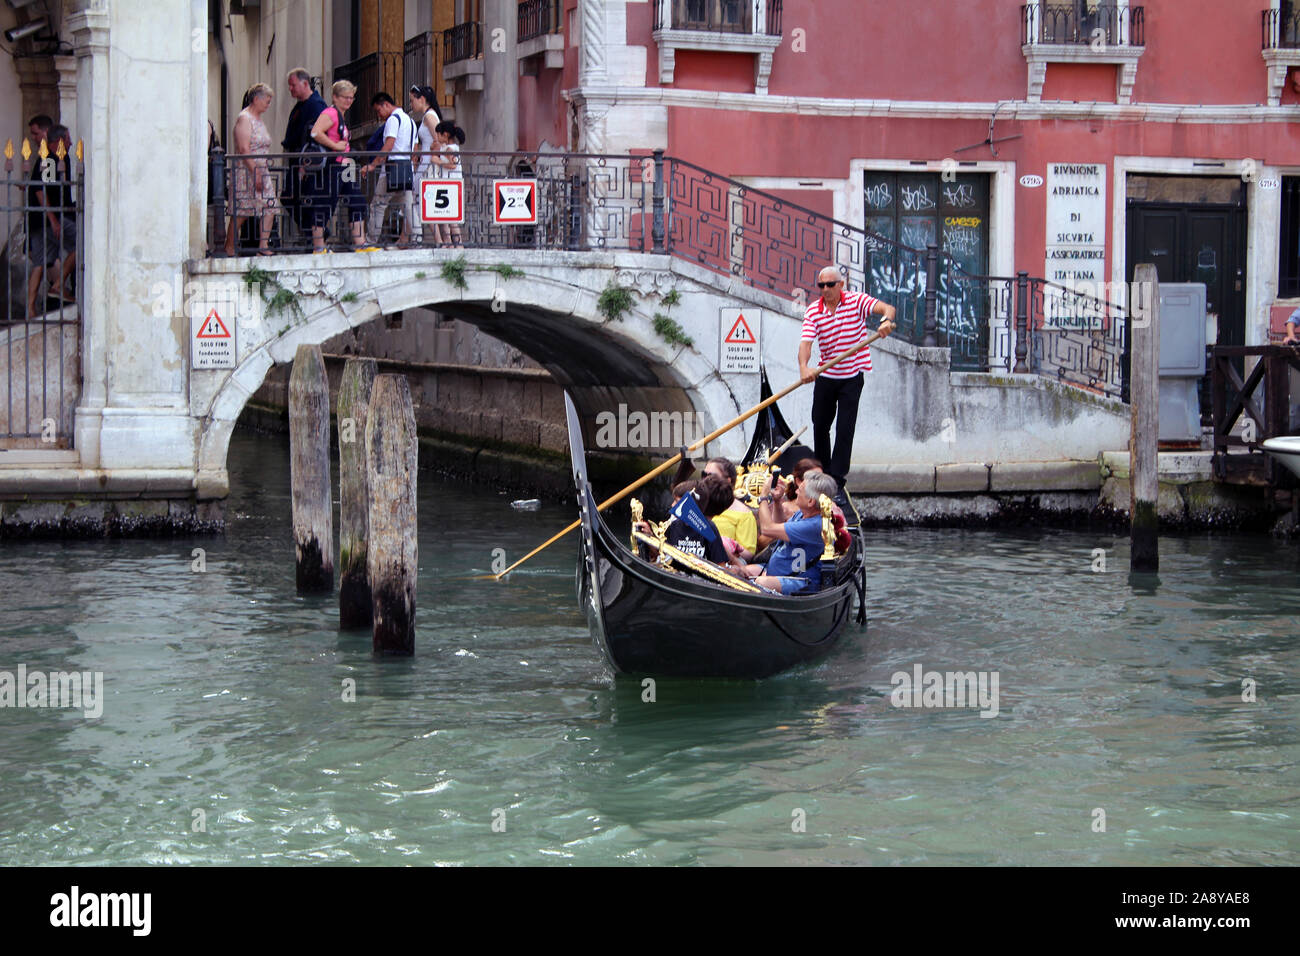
xmin=567 ymin=369 xmax=869 ymax=679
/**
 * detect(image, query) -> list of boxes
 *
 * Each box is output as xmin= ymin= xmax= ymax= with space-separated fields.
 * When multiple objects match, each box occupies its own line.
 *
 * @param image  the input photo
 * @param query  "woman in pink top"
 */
xmin=303 ymin=80 xmax=367 ymax=252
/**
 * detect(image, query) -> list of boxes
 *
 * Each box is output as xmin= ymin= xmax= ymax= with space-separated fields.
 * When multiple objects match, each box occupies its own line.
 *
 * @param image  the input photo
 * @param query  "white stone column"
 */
xmin=67 ymin=4 xmax=110 ymax=467
xmin=481 ymin=0 xmax=518 ymax=154
xmin=579 ymin=0 xmax=607 ymax=86
xmin=54 ymin=55 xmax=78 ymax=133
xmin=190 ymin=0 xmax=207 ymax=253
xmin=70 ymin=0 xmax=205 ymax=471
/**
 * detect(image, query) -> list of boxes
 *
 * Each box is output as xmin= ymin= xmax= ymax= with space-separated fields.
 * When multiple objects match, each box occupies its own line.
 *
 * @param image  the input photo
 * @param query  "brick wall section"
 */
xmin=249 ymin=309 xmax=568 ymax=454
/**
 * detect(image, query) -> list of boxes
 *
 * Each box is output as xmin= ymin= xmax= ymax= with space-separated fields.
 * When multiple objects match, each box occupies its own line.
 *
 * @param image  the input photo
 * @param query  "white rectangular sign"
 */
xmin=719 ymin=308 xmax=761 ymax=373
xmin=1044 ymin=162 xmax=1106 ymax=290
xmin=191 ymin=306 xmax=235 ymax=369
xmin=421 ymin=180 xmax=463 ymax=223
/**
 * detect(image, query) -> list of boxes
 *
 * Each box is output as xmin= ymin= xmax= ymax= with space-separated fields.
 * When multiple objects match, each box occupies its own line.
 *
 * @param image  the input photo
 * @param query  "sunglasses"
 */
xmin=817 ymin=280 xmax=841 ymax=288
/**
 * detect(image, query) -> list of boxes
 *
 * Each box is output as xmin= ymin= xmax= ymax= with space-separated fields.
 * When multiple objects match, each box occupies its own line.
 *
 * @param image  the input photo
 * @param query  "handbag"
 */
xmin=383 ymin=110 xmax=414 ymax=191
xmin=300 ymin=107 xmax=338 ymax=171
xmin=301 ymin=138 xmax=329 ymax=171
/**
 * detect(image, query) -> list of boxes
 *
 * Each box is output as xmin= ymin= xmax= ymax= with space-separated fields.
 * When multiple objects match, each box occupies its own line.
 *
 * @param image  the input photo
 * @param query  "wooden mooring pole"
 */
xmin=289 ymin=343 xmax=334 ymax=593
xmin=338 ymin=357 xmax=378 ymax=628
xmin=1130 ymin=264 xmax=1160 ymax=572
xmin=366 ymin=374 xmax=418 ymax=655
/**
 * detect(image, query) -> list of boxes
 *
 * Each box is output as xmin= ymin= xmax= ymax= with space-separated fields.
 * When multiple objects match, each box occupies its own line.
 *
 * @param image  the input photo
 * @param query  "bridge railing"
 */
xmin=1 ymin=138 xmax=83 ymax=450
xmin=209 ymin=149 xmax=656 ymax=255
xmin=207 ymin=147 xmax=1125 ymax=395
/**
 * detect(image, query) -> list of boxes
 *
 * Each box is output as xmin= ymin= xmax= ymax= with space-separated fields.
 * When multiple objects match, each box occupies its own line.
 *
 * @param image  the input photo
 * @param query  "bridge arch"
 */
xmin=189 ymin=250 xmax=785 ymax=496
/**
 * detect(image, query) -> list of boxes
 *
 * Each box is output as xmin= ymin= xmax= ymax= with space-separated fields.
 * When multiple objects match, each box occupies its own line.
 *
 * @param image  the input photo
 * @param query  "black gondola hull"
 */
xmin=578 ymin=499 xmax=855 ymax=678
xmin=566 ymin=379 xmax=866 ymax=680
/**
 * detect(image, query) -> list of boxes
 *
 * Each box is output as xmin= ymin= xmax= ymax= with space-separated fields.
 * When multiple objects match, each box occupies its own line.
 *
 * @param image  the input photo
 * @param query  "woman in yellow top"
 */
xmin=703 ymin=457 xmax=758 ymax=561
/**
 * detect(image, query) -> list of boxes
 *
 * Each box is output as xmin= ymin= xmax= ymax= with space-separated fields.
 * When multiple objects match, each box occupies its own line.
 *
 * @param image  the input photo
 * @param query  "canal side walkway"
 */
xmin=850 ymin=450 xmax=1289 ymax=532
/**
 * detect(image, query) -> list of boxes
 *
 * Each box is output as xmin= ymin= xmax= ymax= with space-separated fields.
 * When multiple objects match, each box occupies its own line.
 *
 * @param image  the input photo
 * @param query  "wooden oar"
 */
xmin=487 ymin=328 xmax=888 ymax=580
xmin=765 ymin=425 xmax=808 ymax=465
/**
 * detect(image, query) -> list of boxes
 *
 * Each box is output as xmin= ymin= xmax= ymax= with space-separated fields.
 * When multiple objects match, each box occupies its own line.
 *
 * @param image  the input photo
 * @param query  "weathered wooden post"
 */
xmin=366 ymin=374 xmax=418 ymax=655
xmin=289 ymin=343 xmax=333 ymax=592
xmin=1130 ymin=264 xmax=1160 ymax=572
xmin=338 ymin=357 xmax=378 ymax=628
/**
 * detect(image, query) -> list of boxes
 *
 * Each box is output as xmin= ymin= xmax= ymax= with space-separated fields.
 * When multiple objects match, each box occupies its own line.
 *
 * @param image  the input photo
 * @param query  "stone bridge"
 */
xmin=187 ymin=248 xmax=805 ymax=501
xmin=2 ymin=235 xmax=1134 ymax=534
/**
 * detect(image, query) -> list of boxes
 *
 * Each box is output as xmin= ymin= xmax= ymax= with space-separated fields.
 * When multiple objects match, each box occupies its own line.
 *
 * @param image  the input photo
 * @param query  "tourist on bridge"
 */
xmin=281 ymin=68 xmax=327 ymax=239
xmin=225 ymin=83 xmax=279 ymax=257
xmin=302 ymin=80 xmax=368 ymax=253
xmin=430 ymin=121 xmax=465 ymax=248
xmin=798 ymin=266 xmax=897 ymax=492
xmin=362 ymin=91 xmax=418 ymax=249
xmin=406 ymin=85 xmax=442 ymax=247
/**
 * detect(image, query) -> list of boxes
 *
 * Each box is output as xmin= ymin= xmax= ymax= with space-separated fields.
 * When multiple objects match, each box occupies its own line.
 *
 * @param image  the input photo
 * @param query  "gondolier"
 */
xmin=798 ymin=266 xmax=896 ymax=491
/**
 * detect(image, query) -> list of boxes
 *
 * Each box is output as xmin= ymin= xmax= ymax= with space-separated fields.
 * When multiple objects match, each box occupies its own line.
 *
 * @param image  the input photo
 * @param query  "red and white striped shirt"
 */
xmin=801 ymin=290 xmax=880 ymax=379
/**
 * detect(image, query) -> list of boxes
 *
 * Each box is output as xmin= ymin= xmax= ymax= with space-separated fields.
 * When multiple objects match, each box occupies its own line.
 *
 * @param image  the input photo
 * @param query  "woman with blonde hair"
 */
xmin=225 ymin=82 xmax=279 ymax=256
xmin=302 ymin=79 xmax=367 ymax=252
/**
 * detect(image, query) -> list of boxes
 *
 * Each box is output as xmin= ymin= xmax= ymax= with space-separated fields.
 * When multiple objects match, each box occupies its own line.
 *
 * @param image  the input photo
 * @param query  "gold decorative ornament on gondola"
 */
xmin=629 ymin=498 xmax=671 ymax=568
xmin=735 ymin=459 xmax=780 ymax=506
xmin=631 ymin=531 xmax=763 ymax=593
xmin=818 ymin=493 xmax=837 ymax=562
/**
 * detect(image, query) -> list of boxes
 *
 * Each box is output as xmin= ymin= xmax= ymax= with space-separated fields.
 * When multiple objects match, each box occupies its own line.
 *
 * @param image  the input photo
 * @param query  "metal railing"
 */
xmin=518 ymin=0 xmax=563 ymax=42
xmin=1 ymin=139 xmax=84 ymax=447
xmin=444 ymin=21 xmax=482 ymax=65
xmin=1022 ymin=3 xmax=1144 ymax=46
xmin=1211 ymin=344 xmax=1300 ymax=484
xmin=654 ymin=0 xmax=782 ymax=35
xmin=209 ymin=149 xmax=654 ymax=255
xmin=1262 ymin=7 xmax=1300 ymax=48
xmin=332 ymin=51 xmax=403 ymax=128
xmin=207 ymin=148 xmax=1126 ymax=396
xmin=405 ymin=30 xmax=454 ymax=114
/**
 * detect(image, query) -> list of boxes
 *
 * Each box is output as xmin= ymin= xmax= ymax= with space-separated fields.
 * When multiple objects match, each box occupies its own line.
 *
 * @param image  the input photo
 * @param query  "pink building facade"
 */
xmin=513 ymin=0 xmax=1300 ymax=356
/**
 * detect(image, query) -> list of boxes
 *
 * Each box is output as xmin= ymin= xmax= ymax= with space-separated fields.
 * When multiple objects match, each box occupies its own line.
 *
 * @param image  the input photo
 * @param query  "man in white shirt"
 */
xmin=362 ymin=91 xmax=416 ymax=248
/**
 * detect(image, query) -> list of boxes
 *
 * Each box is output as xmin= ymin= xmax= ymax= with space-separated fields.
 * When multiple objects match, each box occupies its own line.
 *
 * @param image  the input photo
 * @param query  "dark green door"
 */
xmin=1126 ymin=198 xmax=1247 ymax=416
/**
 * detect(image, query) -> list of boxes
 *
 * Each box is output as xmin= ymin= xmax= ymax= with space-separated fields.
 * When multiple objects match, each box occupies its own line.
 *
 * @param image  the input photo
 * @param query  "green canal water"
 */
xmin=1 ymin=428 xmax=1297 ymax=865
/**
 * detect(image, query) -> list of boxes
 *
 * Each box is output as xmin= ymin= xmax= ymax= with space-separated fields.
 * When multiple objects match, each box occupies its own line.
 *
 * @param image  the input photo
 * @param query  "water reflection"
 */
xmin=0 ymin=429 xmax=1297 ymax=865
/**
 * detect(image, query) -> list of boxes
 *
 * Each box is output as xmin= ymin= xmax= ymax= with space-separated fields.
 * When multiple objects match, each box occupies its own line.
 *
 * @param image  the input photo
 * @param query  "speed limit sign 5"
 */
xmin=421 ymin=181 xmax=464 ymax=223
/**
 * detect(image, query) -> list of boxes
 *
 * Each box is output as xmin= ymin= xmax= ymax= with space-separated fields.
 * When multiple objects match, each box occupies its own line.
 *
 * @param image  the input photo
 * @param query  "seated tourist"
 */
xmin=702 ymin=456 xmax=758 ymax=561
xmin=781 ymin=457 xmax=850 ymax=553
xmin=742 ymin=471 xmax=839 ymax=595
xmin=635 ymin=475 xmax=746 ymax=575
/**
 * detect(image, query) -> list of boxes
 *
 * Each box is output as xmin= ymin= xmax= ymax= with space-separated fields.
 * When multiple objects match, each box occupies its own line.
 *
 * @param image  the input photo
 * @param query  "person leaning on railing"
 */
xmin=26 ymin=123 xmax=76 ymax=318
xmin=303 ymin=79 xmax=368 ymax=253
